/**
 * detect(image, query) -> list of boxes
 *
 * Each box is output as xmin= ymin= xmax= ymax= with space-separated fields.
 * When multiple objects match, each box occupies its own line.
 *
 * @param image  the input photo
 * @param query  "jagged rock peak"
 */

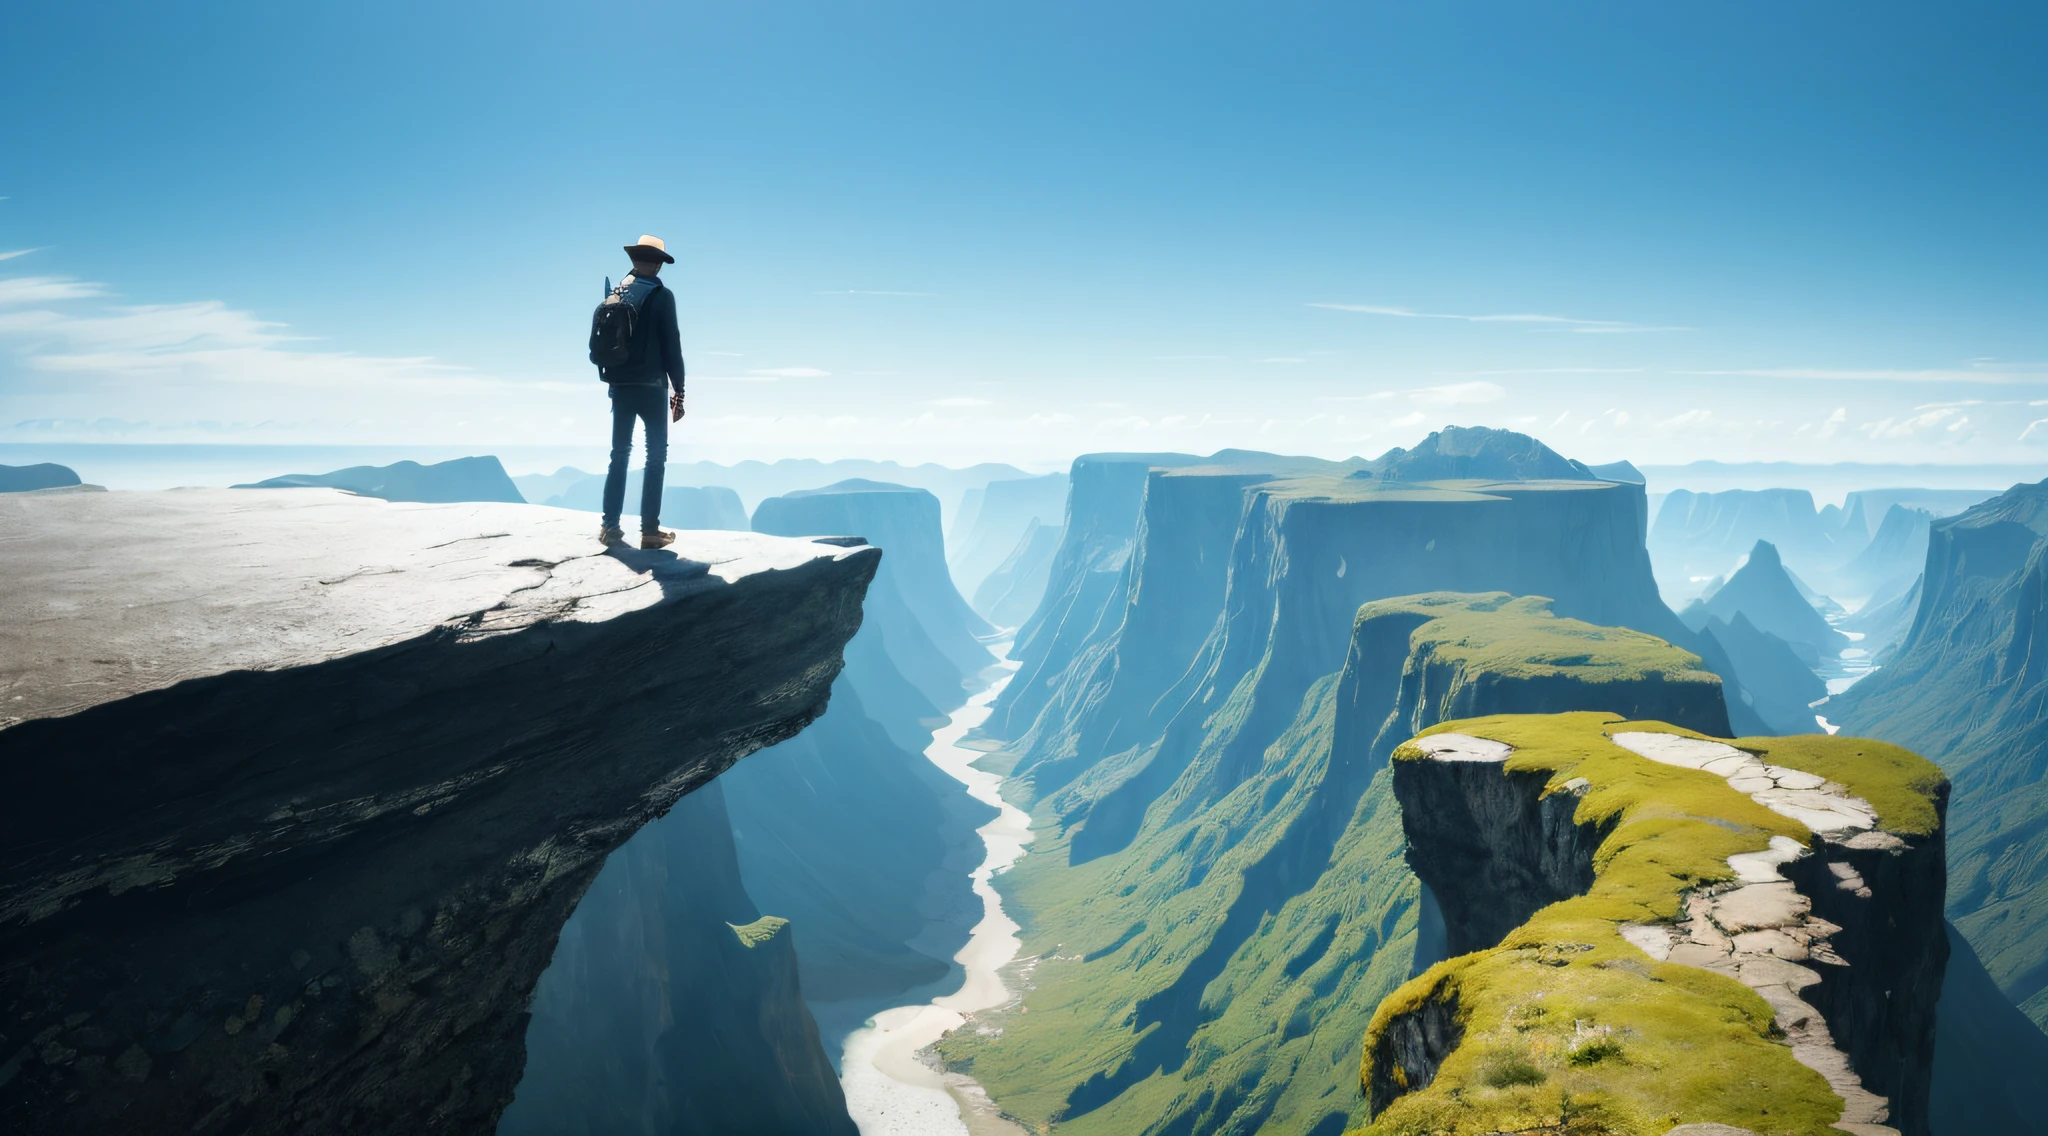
xmin=1351 ymin=425 xmax=1595 ymax=483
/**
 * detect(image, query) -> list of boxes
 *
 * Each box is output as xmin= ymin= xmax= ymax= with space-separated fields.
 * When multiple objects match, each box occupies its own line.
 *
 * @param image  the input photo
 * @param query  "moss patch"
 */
xmin=729 ymin=916 xmax=789 ymax=949
xmin=1358 ymin=592 xmax=1719 ymax=688
xmin=1357 ymin=711 xmax=1946 ymax=1136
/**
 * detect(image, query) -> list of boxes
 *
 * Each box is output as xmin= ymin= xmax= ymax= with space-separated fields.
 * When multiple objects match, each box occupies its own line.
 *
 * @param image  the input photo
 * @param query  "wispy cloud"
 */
xmin=1310 ymin=302 xmax=1688 ymax=334
xmin=1333 ymin=380 xmax=1507 ymax=406
xmin=1680 ymin=367 xmax=2048 ymax=384
xmin=704 ymin=350 xmax=744 ymax=357
xmin=1860 ymin=406 xmax=1971 ymax=440
xmin=0 ymin=275 xmax=466 ymax=389
xmin=747 ymin=367 xmax=831 ymax=379
xmin=0 ymin=249 xmax=43 ymax=262
xmin=926 ymin=397 xmax=991 ymax=407
xmin=817 ymin=289 xmax=937 ymax=297
xmin=0 ymin=276 xmax=108 ymax=305
xmin=1434 ymin=367 xmax=1644 ymax=376
xmin=1152 ymin=354 xmax=1226 ymax=361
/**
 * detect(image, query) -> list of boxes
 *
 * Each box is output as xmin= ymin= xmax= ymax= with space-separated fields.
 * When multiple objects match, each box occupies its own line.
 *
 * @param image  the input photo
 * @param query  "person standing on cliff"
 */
xmin=589 ymin=234 xmax=686 ymax=550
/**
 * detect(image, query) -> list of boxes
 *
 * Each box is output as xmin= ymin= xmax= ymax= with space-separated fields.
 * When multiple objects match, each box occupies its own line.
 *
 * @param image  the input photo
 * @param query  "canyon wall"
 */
xmin=498 ymin=781 xmax=855 ymax=1136
xmin=941 ymin=430 xmax=1746 ymax=1136
xmin=1837 ymin=478 xmax=2048 ymax=1031
xmin=0 ymin=489 xmax=877 ymax=1134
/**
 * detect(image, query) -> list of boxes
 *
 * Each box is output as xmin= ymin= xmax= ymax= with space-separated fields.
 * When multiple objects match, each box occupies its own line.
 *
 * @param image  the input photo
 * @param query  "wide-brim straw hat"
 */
xmin=624 ymin=234 xmax=676 ymax=264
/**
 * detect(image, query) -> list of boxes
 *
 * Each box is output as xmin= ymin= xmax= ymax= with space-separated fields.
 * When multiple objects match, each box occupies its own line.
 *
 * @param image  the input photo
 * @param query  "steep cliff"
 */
xmin=950 ymin=471 xmax=1070 ymax=602
xmin=730 ymin=482 xmax=999 ymax=1039
xmin=1055 ymin=465 xmax=1680 ymax=863
xmin=1836 ymin=505 xmax=1933 ymax=598
xmin=983 ymin=451 xmax=1205 ymax=740
xmin=972 ymin=518 xmax=1064 ymax=628
xmin=499 ymin=781 xmax=855 ymax=1136
xmin=940 ymin=567 xmax=1731 ymax=1135
xmin=0 ymin=488 xmax=878 ymax=1134
xmin=719 ymin=674 xmax=995 ymax=1044
xmin=755 ymin=479 xmax=995 ymax=708
xmin=1367 ymin=714 xmax=1947 ymax=1136
xmin=1836 ymin=478 xmax=2048 ymax=1031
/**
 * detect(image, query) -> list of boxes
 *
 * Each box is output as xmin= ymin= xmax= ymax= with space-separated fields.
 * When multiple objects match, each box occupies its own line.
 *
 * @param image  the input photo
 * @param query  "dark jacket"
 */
xmin=607 ymin=281 xmax=685 ymax=395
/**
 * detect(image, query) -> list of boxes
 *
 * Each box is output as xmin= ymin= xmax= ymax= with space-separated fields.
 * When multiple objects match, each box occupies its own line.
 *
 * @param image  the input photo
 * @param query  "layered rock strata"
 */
xmin=0 ymin=488 xmax=878 ymax=1134
xmin=1367 ymin=715 xmax=1946 ymax=1136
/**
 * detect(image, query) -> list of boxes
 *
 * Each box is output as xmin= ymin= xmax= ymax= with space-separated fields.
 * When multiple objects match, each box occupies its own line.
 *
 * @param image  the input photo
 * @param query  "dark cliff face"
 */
xmin=1388 ymin=758 xmax=1607 ymax=957
xmin=0 ymin=490 xmax=877 ymax=1135
xmin=499 ymin=781 xmax=856 ymax=1136
xmin=1838 ymin=479 xmax=2048 ymax=1037
xmin=504 ymin=477 xmax=999 ymax=1120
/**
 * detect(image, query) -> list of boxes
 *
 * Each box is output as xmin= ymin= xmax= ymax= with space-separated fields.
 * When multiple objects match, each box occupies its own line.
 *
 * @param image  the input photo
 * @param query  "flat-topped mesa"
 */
xmin=0 ymin=488 xmax=879 ymax=1135
xmin=1065 ymin=462 xmax=1677 ymax=860
xmin=1366 ymin=713 xmax=1948 ymax=1136
xmin=755 ymin=478 xmax=992 ymax=712
xmin=1345 ymin=592 xmax=1731 ymax=769
xmin=987 ymin=451 xmax=1207 ymax=739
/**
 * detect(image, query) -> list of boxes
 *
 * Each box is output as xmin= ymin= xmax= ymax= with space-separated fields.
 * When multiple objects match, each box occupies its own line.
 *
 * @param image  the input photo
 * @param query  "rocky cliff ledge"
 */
xmin=1366 ymin=713 xmax=1948 ymax=1136
xmin=0 ymin=488 xmax=879 ymax=1134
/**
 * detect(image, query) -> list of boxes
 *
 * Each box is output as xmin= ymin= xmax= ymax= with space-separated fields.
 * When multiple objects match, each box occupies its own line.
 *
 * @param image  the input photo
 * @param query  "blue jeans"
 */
xmin=602 ymin=384 xmax=668 ymax=532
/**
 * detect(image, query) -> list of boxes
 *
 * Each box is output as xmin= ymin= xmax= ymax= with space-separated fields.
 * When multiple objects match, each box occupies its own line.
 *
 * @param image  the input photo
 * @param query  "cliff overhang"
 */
xmin=0 ymin=489 xmax=880 ymax=1134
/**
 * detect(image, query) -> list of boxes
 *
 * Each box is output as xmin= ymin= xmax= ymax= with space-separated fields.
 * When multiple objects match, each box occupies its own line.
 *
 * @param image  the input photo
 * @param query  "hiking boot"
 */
xmin=598 ymin=526 xmax=625 ymax=546
xmin=640 ymin=529 xmax=676 ymax=550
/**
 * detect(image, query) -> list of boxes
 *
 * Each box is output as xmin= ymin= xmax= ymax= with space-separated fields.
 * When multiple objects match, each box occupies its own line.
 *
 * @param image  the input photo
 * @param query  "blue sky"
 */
xmin=2 ymin=1 xmax=2044 ymax=468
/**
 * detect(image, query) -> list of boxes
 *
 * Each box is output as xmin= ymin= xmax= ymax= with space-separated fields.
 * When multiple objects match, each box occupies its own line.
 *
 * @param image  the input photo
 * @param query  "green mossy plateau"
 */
xmin=1357 ymin=712 xmax=1945 ymax=1136
xmin=1359 ymin=592 xmax=1720 ymax=685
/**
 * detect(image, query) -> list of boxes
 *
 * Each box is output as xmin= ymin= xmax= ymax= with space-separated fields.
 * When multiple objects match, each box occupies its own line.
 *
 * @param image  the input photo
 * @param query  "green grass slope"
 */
xmin=1358 ymin=713 xmax=1944 ymax=1136
xmin=944 ymin=595 xmax=1740 ymax=1135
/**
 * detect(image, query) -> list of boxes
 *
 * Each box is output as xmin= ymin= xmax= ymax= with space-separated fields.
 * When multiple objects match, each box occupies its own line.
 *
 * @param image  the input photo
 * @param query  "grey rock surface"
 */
xmin=0 ymin=488 xmax=878 ymax=1134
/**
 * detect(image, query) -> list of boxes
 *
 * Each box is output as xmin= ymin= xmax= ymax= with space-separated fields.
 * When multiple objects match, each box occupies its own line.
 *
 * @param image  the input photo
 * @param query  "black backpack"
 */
xmin=588 ymin=276 xmax=660 ymax=379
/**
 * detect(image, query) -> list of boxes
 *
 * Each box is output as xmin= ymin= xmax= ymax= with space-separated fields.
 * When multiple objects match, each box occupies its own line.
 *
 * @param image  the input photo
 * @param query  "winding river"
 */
xmin=838 ymin=651 xmax=1032 ymax=1136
